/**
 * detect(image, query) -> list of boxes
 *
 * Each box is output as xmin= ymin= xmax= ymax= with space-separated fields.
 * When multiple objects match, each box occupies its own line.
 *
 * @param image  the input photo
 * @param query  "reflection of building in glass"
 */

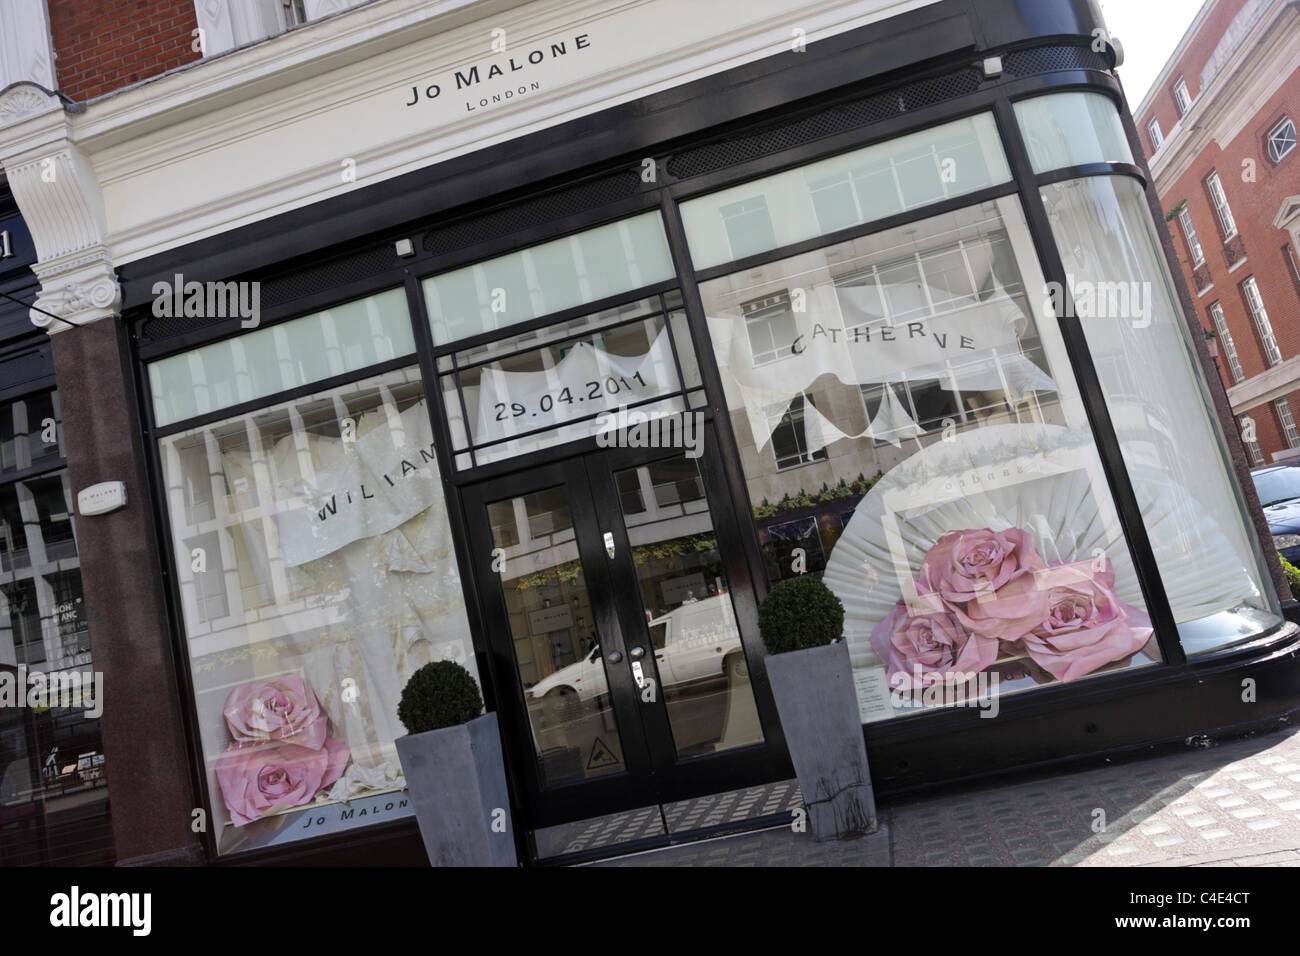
xmin=0 ymin=390 xmax=107 ymax=866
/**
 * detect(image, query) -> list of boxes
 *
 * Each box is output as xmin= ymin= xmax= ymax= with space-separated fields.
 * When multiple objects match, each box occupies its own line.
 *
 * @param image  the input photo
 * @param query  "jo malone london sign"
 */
xmin=405 ymin=33 xmax=593 ymax=111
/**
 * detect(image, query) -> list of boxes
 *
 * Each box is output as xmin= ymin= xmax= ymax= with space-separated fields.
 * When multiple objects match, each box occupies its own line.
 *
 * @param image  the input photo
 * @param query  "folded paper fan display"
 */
xmin=822 ymin=423 xmax=1260 ymax=670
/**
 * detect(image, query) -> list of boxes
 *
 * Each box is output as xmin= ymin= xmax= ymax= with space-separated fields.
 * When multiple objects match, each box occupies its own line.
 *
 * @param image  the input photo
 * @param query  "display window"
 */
xmin=696 ymin=187 xmax=1165 ymax=721
xmin=152 ymin=291 xmax=478 ymax=854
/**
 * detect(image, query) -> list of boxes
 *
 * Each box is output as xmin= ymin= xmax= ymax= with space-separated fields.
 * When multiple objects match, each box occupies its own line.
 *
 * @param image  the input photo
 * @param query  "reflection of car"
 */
xmin=1251 ymin=464 xmax=1300 ymax=563
xmin=530 ymin=595 xmax=745 ymax=703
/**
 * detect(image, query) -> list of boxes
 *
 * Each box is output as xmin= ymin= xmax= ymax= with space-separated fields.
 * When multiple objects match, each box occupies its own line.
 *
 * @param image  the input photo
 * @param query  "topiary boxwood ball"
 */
xmin=758 ymin=576 xmax=845 ymax=654
xmin=398 ymin=660 xmax=484 ymax=735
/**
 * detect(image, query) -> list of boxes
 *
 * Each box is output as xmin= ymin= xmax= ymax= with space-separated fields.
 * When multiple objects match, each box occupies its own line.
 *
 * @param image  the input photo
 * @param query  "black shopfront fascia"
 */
xmin=123 ymin=0 xmax=1300 ymax=865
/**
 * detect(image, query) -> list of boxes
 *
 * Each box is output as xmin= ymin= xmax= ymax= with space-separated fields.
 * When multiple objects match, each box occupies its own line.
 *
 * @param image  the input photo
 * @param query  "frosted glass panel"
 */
xmin=422 ymin=212 xmax=675 ymax=345
xmin=1014 ymin=91 xmax=1134 ymax=173
xmin=680 ymin=113 xmax=1011 ymax=270
xmin=148 ymin=288 xmax=414 ymax=427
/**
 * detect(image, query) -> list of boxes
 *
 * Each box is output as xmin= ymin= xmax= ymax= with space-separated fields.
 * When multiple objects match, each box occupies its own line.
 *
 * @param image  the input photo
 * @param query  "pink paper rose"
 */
xmin=917 ymin=528 xmax=1047 ymax=605
xmin=215 ymin=737 xmax=350 ymax=827
xmin=870 ymin=600 xmax=1000 ymax=691
xmin=223 ymin=675 xmax=327 ymax=750
xmin=915 ymin=528 xmax=1050 ymax=642
xmin=1020 ymin=559 xmax=1154 ymax=682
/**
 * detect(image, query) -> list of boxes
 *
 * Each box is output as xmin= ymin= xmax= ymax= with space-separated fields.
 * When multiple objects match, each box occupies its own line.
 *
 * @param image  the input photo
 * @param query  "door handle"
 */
xmin=606 ymin=650 xmax=623 ymax=664
xmin=603 ymin=532 xmax=615 ymax=559
xmin=628 ymin=646 xmax=646 ymax=660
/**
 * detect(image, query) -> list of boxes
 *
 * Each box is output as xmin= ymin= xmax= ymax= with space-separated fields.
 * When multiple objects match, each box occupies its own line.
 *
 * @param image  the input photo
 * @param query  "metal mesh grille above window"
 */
xmin=1001 ymin=45 xmax=1111 ymax=76
xmin=422 ymin=170 xmax=644 ymax=256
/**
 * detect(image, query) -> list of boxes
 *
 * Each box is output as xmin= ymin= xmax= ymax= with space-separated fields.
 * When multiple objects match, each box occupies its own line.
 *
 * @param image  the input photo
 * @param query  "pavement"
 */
xmin=590 ymin=722 xmax=1300 ymax=866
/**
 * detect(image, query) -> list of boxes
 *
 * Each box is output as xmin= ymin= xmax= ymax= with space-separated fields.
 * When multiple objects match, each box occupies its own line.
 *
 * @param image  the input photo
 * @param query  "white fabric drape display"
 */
xmin=471 ymin=328 xmax=678 ymax=446
xmin=709 ymin=283 xmax=1058 ymax=455
xmin=182 ymin=392 xmax=476 ymax=810
xmin=1041 ymin=176 xmax=1272 ymax=633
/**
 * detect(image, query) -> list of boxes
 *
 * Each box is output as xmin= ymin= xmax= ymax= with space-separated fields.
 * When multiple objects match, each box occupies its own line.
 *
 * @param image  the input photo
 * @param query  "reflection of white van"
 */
xmin=530 ymin=595 xmax=745 ymax=702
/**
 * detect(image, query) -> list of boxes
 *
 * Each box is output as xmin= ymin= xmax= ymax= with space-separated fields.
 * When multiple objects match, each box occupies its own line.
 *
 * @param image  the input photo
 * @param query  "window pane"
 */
xmin=1040 ymin=175 xmax=1282 ymax=654
xmin=422 ymin=213 xmax=675 ymax=345
xmin=1268 ymin=118 xmax=1296 ymax=162
xmin=157 ymin=367 xmax=480 ymax=854
xmin=681 ymin=114 xmax=1010 ymax=269
xmin=1014 ymin=91 xmax=1135 ymax=173
xmin=445 ymin=297 xmax=695 ymax=467
xmin=148 ymin=288 xmax=415 ymax=427
xmin=700 ymin=197 xmax=1160 ymax=723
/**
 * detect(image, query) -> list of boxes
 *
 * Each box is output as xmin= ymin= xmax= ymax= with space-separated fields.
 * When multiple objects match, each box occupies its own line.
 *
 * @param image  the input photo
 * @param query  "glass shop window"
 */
xmin=0 ymin=390 xmax=107 ymax=866
xmin=697 ymin=195 xmax=1162 ymax=724
xmin=1017 ymin=92 xmax=1284 ymax=653
xmin=681 ymin=113 xmax=1011 ymax=270
xmin=147 ymin=288 xmax=415 ymax=428
xmin=422 ymin=212 xmax=676 ymax=346
xmin=438 ymin=292 xmax=705 ymax=469
xmin=156 ymin=365 xmax=480 ymax=855
xmin=1013 ymin=91 xmax=1134 ymax=173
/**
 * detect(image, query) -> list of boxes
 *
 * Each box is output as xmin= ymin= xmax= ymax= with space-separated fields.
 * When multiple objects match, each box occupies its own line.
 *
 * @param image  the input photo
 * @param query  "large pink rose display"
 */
xmin=214 ymin=675 xmax=350 ymax=826
xmin=215 ymin=737 xmax=350 ymax=827
xmin=872 ymin=603 xmax=999 ymax=692
xmin=222 ymin=675 xmax=327 ymax=750
xmin=1019 ymin=559 xmax=1153 ymax=682
xmin=871 ymin=528 xmax=1153 ymax=696
xmin=917 ymin=528 xmax=1048 ymax=643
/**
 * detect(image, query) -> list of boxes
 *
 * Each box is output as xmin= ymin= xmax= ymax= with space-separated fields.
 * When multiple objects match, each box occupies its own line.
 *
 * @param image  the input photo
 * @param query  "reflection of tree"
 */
xmin=753 ymin=472 xmax=881 ymax=520
xmin=512 ymin=535 xmax=720 ymax=591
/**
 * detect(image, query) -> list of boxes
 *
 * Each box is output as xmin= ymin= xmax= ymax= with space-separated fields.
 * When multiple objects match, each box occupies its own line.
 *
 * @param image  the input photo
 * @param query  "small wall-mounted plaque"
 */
xmin=77 ymin=481 xmax=127 ymax=516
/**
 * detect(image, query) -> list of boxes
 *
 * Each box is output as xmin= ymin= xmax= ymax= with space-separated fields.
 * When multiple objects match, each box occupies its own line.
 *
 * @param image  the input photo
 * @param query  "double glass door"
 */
xmin=464 ymin=435 xmax=783 ymax=845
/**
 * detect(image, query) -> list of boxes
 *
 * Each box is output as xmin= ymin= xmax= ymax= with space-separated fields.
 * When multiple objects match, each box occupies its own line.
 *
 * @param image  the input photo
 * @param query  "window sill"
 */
xmin=1228 ymin=257 xmax=1249 ymax=273
xmin=1197 ymin=282 xmax=1215 ymax=297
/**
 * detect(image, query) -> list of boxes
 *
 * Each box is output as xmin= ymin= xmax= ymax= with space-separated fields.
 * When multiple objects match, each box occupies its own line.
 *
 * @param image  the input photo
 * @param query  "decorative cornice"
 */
xmin=0 ymin=81 xmax=62 ymax=127
xmin=1273 ymin=194 xmax=1300 ymax=229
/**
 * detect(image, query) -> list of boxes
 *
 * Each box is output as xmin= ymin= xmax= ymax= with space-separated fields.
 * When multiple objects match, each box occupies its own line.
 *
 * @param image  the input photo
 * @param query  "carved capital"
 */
xmin=30 ymin=249 xmax=122 ymax=333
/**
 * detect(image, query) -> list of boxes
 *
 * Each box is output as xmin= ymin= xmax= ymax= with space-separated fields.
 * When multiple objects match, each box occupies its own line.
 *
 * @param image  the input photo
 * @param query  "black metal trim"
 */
xmin=991 ymin=99 xmax=1186 ymax=666
xmin=135 ymin=275 xmax=414 ymax=362
xmin=431 ymin=279 xmax=678 ymax=360
xmin=689 ymin=182 xmax=1020 ymax=284
xmin=1036 ymin=161 xmax=1147 ymax=188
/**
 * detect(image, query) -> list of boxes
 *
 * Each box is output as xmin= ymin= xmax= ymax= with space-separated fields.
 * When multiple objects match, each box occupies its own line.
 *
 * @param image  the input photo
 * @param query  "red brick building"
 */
xmin=1136 ymin=0 xmax=1300 ymax=466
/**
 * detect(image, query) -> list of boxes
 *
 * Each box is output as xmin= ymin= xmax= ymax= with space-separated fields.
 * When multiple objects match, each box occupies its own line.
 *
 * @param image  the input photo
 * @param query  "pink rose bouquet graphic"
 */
xmin=871 ymin=527 xmax=1153 ymax=693
xmin=215 ymin=675 xmax=350 ymax=826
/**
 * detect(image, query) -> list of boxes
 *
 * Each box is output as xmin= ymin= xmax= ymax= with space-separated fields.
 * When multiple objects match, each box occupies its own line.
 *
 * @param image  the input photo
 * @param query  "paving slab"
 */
xmin=590 ymin=724 xmax=1300 ymax=867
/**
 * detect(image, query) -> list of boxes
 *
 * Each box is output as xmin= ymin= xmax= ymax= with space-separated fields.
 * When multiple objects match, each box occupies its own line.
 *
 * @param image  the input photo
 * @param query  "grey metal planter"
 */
xmin=394 ymin=711 xmax=517 ymax=866
xmin=765 ymin=641 xmax=877 ymax=841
